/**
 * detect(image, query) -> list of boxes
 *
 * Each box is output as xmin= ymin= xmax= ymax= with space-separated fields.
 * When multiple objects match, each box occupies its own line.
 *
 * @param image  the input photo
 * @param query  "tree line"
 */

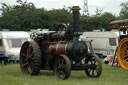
xmin=0 ymin=0 xmax=128 ymax=31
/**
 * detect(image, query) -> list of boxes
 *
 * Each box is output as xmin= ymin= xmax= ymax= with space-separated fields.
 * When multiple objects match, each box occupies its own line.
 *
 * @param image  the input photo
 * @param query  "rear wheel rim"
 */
xmin=20 ymin=42 xmax=34 ymax=74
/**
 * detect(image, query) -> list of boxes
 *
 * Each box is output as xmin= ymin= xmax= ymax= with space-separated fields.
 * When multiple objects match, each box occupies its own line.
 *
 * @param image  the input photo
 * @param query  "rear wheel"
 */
xmin=85 ymin=54 xmax=102 ymax=78
xmin=20 ymin=41 xmax=42 ymax=75
xmin=54 ymin=55 xmax=71 ymax=80
xmin=117 ymin=38 xmax=128 ymax=70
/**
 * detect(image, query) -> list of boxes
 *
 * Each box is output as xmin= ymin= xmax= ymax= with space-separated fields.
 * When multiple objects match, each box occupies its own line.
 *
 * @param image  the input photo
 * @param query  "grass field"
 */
xmin=0 ymin=63 xmax=128 ymax=85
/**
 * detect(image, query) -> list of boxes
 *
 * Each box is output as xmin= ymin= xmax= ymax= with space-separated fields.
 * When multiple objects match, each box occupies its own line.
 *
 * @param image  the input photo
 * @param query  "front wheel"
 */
xmin=85 ymin=54 xmax=102 ymax=78
xmin=54 ymin=55 xmax=71 ymax=80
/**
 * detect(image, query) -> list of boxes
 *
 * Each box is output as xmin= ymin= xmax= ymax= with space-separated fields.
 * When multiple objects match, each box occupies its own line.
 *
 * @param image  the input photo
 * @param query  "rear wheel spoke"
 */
xmin=123 ymin=46 xmax=128 ymax=52
xmin=123 ymin=43 xmax=128 ymax=48
xmin=21 ymin=53 xmax=27 ymax=57
xmin=120 ymin=52 xmax=127 ymax=54
xmin=22 ymin=62 xmax=29 ymax=68
xmin=122 ymin=60 xmax=126 ymax=64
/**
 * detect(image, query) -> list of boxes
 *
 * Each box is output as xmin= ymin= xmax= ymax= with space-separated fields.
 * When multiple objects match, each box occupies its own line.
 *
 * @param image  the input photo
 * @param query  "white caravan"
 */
xmin=0 ymin=31 xmax=30 ymax=63
xmin=82 ymin=32 xmax=119 ymax=57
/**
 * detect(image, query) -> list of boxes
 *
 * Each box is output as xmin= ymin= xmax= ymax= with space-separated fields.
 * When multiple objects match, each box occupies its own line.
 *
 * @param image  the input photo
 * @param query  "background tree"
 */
xmin=0 ymin=0 xmax=36 ymax=31
xmin=100 ymin=12 xmax=116 ymax=31
xmin=120 ymin=1 xmax=128 ymax=19
xmin=0 ymin=0 xmax=72 ymax=31
xmin=0 ymin=0 xmax=126 ymax=32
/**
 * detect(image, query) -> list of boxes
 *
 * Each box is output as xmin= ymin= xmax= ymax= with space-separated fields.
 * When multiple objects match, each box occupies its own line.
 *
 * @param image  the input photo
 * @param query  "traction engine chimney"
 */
xmin=72 ymin=6 xmax=81 ymax=34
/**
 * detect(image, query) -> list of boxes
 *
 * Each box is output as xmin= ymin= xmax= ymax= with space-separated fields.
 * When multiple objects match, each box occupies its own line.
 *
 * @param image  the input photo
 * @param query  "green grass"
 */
xmin=0 ymin=63 xmax=128 ymax=85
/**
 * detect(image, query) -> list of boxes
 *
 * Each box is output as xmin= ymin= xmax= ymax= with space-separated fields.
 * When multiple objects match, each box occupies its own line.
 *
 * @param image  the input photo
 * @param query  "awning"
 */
xmin=110 ymin=19 xmax=128 ymax=28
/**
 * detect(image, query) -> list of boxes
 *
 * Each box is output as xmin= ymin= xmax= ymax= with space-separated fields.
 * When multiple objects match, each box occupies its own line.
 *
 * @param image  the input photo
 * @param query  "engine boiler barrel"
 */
xmin=49 ymin=42 xmax=67 ymax=55
xmin=49 ymin=41 xmax=88 ymax=60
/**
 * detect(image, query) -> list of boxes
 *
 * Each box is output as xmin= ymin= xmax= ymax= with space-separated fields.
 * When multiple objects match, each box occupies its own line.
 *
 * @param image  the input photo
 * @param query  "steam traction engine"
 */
xmin=110 ymin=19 xmax=128 ymax=70
xmin=19 ymin=6 xmax=102 ymax=80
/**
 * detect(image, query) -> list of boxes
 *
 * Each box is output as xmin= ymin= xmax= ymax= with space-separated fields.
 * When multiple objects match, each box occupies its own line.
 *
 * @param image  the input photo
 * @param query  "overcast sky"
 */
xmin=0 ymin=0 xmax=127 ymax=15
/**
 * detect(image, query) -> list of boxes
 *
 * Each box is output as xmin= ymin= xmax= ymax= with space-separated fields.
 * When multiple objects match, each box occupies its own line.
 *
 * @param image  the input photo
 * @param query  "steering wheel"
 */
xmin=56 ymin=24 xmax=68 ymax=32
